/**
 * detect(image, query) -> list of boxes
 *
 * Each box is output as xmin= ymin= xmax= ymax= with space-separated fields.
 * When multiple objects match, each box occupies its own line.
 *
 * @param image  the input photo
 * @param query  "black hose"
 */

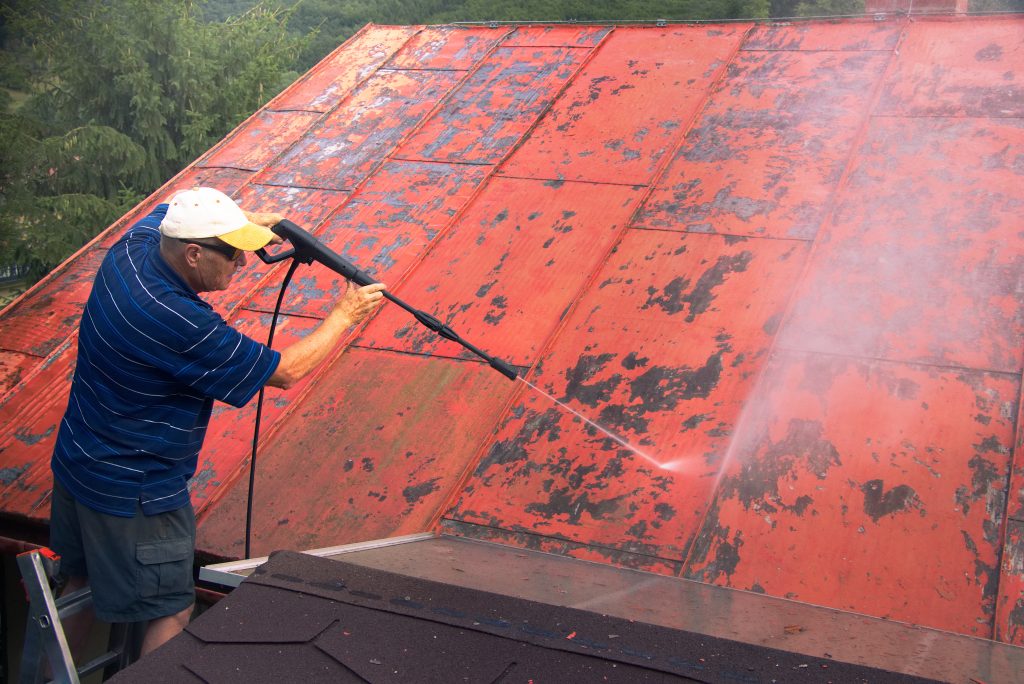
xmin=244 ymin=258 xmax=300 ymax=559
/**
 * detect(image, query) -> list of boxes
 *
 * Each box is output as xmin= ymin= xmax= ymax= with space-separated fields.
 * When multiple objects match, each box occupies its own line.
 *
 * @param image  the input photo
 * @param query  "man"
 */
xmin=49 ymin=186 xmax=386 ymax=656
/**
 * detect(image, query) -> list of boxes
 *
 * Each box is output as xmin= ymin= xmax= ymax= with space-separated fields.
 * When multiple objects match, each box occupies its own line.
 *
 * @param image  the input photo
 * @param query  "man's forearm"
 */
xmin=265 ymin=308 xmax=353 ymax=389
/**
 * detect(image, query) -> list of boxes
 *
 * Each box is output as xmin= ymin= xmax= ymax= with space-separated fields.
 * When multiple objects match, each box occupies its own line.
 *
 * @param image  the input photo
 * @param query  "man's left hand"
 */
xmin=243 ymin=211 xmax=285 ymax=228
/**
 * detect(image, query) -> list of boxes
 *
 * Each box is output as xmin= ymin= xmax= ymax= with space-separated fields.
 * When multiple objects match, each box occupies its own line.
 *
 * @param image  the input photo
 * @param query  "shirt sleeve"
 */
xmin=153 ymin=310 xmax=281 ymax=408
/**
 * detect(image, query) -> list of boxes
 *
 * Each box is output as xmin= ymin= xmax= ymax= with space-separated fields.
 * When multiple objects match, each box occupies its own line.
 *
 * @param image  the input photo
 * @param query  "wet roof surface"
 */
xmin=2 ymin=15 xmax=1023 ymax=647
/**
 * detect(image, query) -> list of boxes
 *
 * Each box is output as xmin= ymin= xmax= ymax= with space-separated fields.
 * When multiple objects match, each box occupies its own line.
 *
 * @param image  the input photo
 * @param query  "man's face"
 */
xmin=190 ymin=240 xmax=245 ymax=292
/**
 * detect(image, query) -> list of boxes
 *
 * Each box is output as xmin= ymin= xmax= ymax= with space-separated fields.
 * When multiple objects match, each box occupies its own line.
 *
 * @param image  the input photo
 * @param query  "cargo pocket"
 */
xmin=136 ymin=538 xmax=193 ymax=598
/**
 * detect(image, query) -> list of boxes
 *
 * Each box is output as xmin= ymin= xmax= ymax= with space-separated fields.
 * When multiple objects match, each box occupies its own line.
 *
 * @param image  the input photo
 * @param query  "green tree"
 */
xmin=0 ymin=0 xmax=305 ymax=281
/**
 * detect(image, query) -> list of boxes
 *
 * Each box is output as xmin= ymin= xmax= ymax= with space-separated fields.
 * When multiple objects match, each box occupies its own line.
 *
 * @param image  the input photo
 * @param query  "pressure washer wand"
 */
xmin=258 ymin=219 xmax=518 ymax=381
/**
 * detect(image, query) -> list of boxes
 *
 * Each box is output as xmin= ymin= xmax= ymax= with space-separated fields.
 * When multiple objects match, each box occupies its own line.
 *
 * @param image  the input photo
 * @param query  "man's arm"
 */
xmin=266 ymin=281 xmax=386 ymax=390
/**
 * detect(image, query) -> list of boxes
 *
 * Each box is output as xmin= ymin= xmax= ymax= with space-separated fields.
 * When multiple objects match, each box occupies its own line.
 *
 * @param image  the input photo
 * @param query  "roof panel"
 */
xmin=0 ymin=350 xmax=35 ymax=397
xmin=358 ymin=177 xmax=644 ymax=366
xmin=996 ymin=519 xmax=1024 ymax=642
xmin=259 ymin=69 xmax=463 ymax=190
xmin=779 ymin=117 xmax=1024 ymax=372
xmin=447 ymin=230 xmax=809 ymax=565
xmin=0 ymin=246 xmax=104 ymax=358
xmin=503 ymin=25 xmax=612 ymax=48
xmin=500 ymin=25 xmax=749 ymax=185
xmin=686 ymin=351 xmax=1017 ymax=638
xmin=635 ymin=50 xmax=889 ymax=239
xmin=384 ymin=25 xmax=508 ymax=70
xmin=267 ymin=25 xmax=418 ymax=112
xmin=743 ymin=19 xmax=902 ymax=51
xmin=196 ymin=349 xmax=517 ymax=558
xmin=0 ymin=339 xmax=75 ymax=520
xmin=397 ymin=46 xmax=592 ymax=164
xmin=199 ymin=110 xmax=323 ymax=171
xmin=232 ymin=184 xmax=348 ymax=233
xmin=246 ymin=161 xmax=489 ymax=318
xmin=877 ymin=17 xmax=1024 ymax=117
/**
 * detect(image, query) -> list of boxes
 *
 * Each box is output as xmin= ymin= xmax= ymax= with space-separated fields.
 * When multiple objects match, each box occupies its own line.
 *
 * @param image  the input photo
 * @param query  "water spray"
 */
xmin=241 ymin=220 xmax=679 ymax=556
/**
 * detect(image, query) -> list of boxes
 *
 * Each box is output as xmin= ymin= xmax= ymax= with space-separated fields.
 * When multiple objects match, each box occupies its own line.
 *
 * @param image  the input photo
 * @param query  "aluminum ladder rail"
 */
xmin=17 ymin=548 xmax=137 ymax=683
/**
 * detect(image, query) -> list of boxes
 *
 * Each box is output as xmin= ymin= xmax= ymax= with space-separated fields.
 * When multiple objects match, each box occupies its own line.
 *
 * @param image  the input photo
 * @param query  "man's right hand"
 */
xmin=334 ymin=282 xmax=387 ymax=326
xmin=267 ymin=281 xmax=387 ymax=390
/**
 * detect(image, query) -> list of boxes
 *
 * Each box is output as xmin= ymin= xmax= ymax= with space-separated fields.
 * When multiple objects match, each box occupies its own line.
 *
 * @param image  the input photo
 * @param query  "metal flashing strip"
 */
xmin=324 ymin=533 xmax=1024 ymax=683
xmin=199 ymin=532 xmax=436 ymax=589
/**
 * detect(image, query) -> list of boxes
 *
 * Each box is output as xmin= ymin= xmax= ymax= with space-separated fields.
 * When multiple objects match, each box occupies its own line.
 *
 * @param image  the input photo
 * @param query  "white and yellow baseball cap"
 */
xmin=160 ymin=187 xmax=275 ymax=251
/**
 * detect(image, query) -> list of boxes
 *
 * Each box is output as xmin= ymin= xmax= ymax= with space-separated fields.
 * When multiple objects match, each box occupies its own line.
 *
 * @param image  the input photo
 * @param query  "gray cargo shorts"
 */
xmin=49 ymin=479 xmax=196 ymax=623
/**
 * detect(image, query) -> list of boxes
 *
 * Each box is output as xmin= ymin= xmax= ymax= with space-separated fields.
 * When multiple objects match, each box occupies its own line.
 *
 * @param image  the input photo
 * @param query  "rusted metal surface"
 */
xmin=0 ymin=246 xmax=105 ymax=359
xmin=448 ymin=230 xmax=809 ymax=567
xmin=997 ymin=519 xmax=1024 ymax=643
xmin=876 ymin=16 xmax=1024 ymax=118
xmin=249 ymin=161 xmax=488 ymax=318
xmin=260 ymin=69 xmax=463 ymax=190
xmin=358 ymin=177 xmax=645 ymax=366
xmin=384 ymin=25 xmax=507 ymax=70
xmin=743 ymin=19 xmax=902 ymax=52
xmin=3 ymin=17 xmax=1024 ymax=648
xmin=0 ymin=350 xmax=36 ymax=397
xmin=685 ymin=352 xmax=1017 ymax=638
xmin=199 ymin=110 xmax=324 ymax=171
xmin=266 ymin=25 xmax=419 ymax=113
xmin=778 ymin=117 xmax=1024 ymax=372
xmin=0 ymin=338 xmax=76 ymax=520
xmin=398 ymin=46 xmax=591 ymax=164
xmin=196 ymin=349 xmax=517 ymax=559
xmin=503 ymin=25 xmax=611 ymax=48
xmin=499 ymin=25 xmax=749 ymax=185
xmin=636 ymin=48 xmax=891 ymax=240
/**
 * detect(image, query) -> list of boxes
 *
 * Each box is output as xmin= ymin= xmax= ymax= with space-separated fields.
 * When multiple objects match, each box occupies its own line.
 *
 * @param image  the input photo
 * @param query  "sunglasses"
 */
xmin=176 ymin=238 xmax=242 ymax=261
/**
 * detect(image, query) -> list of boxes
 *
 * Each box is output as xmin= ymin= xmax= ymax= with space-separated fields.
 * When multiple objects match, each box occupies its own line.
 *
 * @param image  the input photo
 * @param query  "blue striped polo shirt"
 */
xmin=52 ymin=204 xmax=280 ymax=517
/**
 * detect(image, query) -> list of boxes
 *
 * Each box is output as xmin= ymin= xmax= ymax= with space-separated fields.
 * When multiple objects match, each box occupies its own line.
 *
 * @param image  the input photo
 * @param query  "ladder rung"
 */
xmin=76 ymin=650 xmax=121 ymax=678
xmin=55 ymin=587 xmax=94 ymax=620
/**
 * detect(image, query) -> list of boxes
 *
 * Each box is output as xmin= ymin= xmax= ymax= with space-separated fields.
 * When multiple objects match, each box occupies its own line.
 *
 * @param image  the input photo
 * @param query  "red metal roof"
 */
xmin=2 ymin=14 xmax=1023 ymax=646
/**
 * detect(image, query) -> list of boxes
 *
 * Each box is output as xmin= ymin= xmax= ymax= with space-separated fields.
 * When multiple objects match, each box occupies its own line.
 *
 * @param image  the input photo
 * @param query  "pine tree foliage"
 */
xmin=0 ymin=0 xmax=304 ymax=281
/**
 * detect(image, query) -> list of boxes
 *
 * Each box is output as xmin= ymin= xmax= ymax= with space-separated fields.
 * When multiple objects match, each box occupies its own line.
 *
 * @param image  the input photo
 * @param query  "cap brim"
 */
xmin=218 ymin=223 xmax=276 ymax=251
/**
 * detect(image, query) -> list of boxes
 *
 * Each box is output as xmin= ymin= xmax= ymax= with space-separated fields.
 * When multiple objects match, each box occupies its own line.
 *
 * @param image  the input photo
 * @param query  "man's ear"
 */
xmin=183 ymin=243 xmax=203 ymax=268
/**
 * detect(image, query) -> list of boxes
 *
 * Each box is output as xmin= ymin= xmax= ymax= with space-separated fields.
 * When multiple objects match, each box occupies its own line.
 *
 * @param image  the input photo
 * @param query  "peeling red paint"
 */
xmin=196 ymin=350 xmax=516 ymax=558
xmin=636 ymin=49 xmax=890 ymax=239
xmin=743 ymin=19 xmax=902 ymax=52
xmin=779 ymin=117 xmax=1024 ymax=372
xmin=448 ymin=230 xmax=808 ymax=563
xmin=200 ymin=110 xmax=324 ymax=171
xmin=359 ymin=177 xmax=645 ymax=366
xmin=267 ymin=25 xmax=419 ymax=112
xmin=877 ymin=17 xmax=1024 ymax=118
xmin=261 ymin=69 xmax=463 ymax=190
xmin=385 ymin=26 xmax=507 ymax=70
xmin=399 ymin=46 xmax=591 ymax=164
xmin=504 ymin=25 xmax=611 ymax=48
xmin=686 ymin=352 xmax=1016 ymax=637
xmin=250 ymin=161 xmax=489 ymax=318
xmin=0 ymin=246 xmax=105 ymax=358
xmin=2 ymin=18 xmax=1024 ymax=647
xmin=500 ymin=25 xmax=748 ymax=185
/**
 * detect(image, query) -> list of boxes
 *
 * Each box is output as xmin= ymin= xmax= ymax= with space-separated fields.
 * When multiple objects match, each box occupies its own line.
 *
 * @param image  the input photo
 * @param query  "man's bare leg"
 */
xmin=140 ymin=603 xmax=193 ymax=656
